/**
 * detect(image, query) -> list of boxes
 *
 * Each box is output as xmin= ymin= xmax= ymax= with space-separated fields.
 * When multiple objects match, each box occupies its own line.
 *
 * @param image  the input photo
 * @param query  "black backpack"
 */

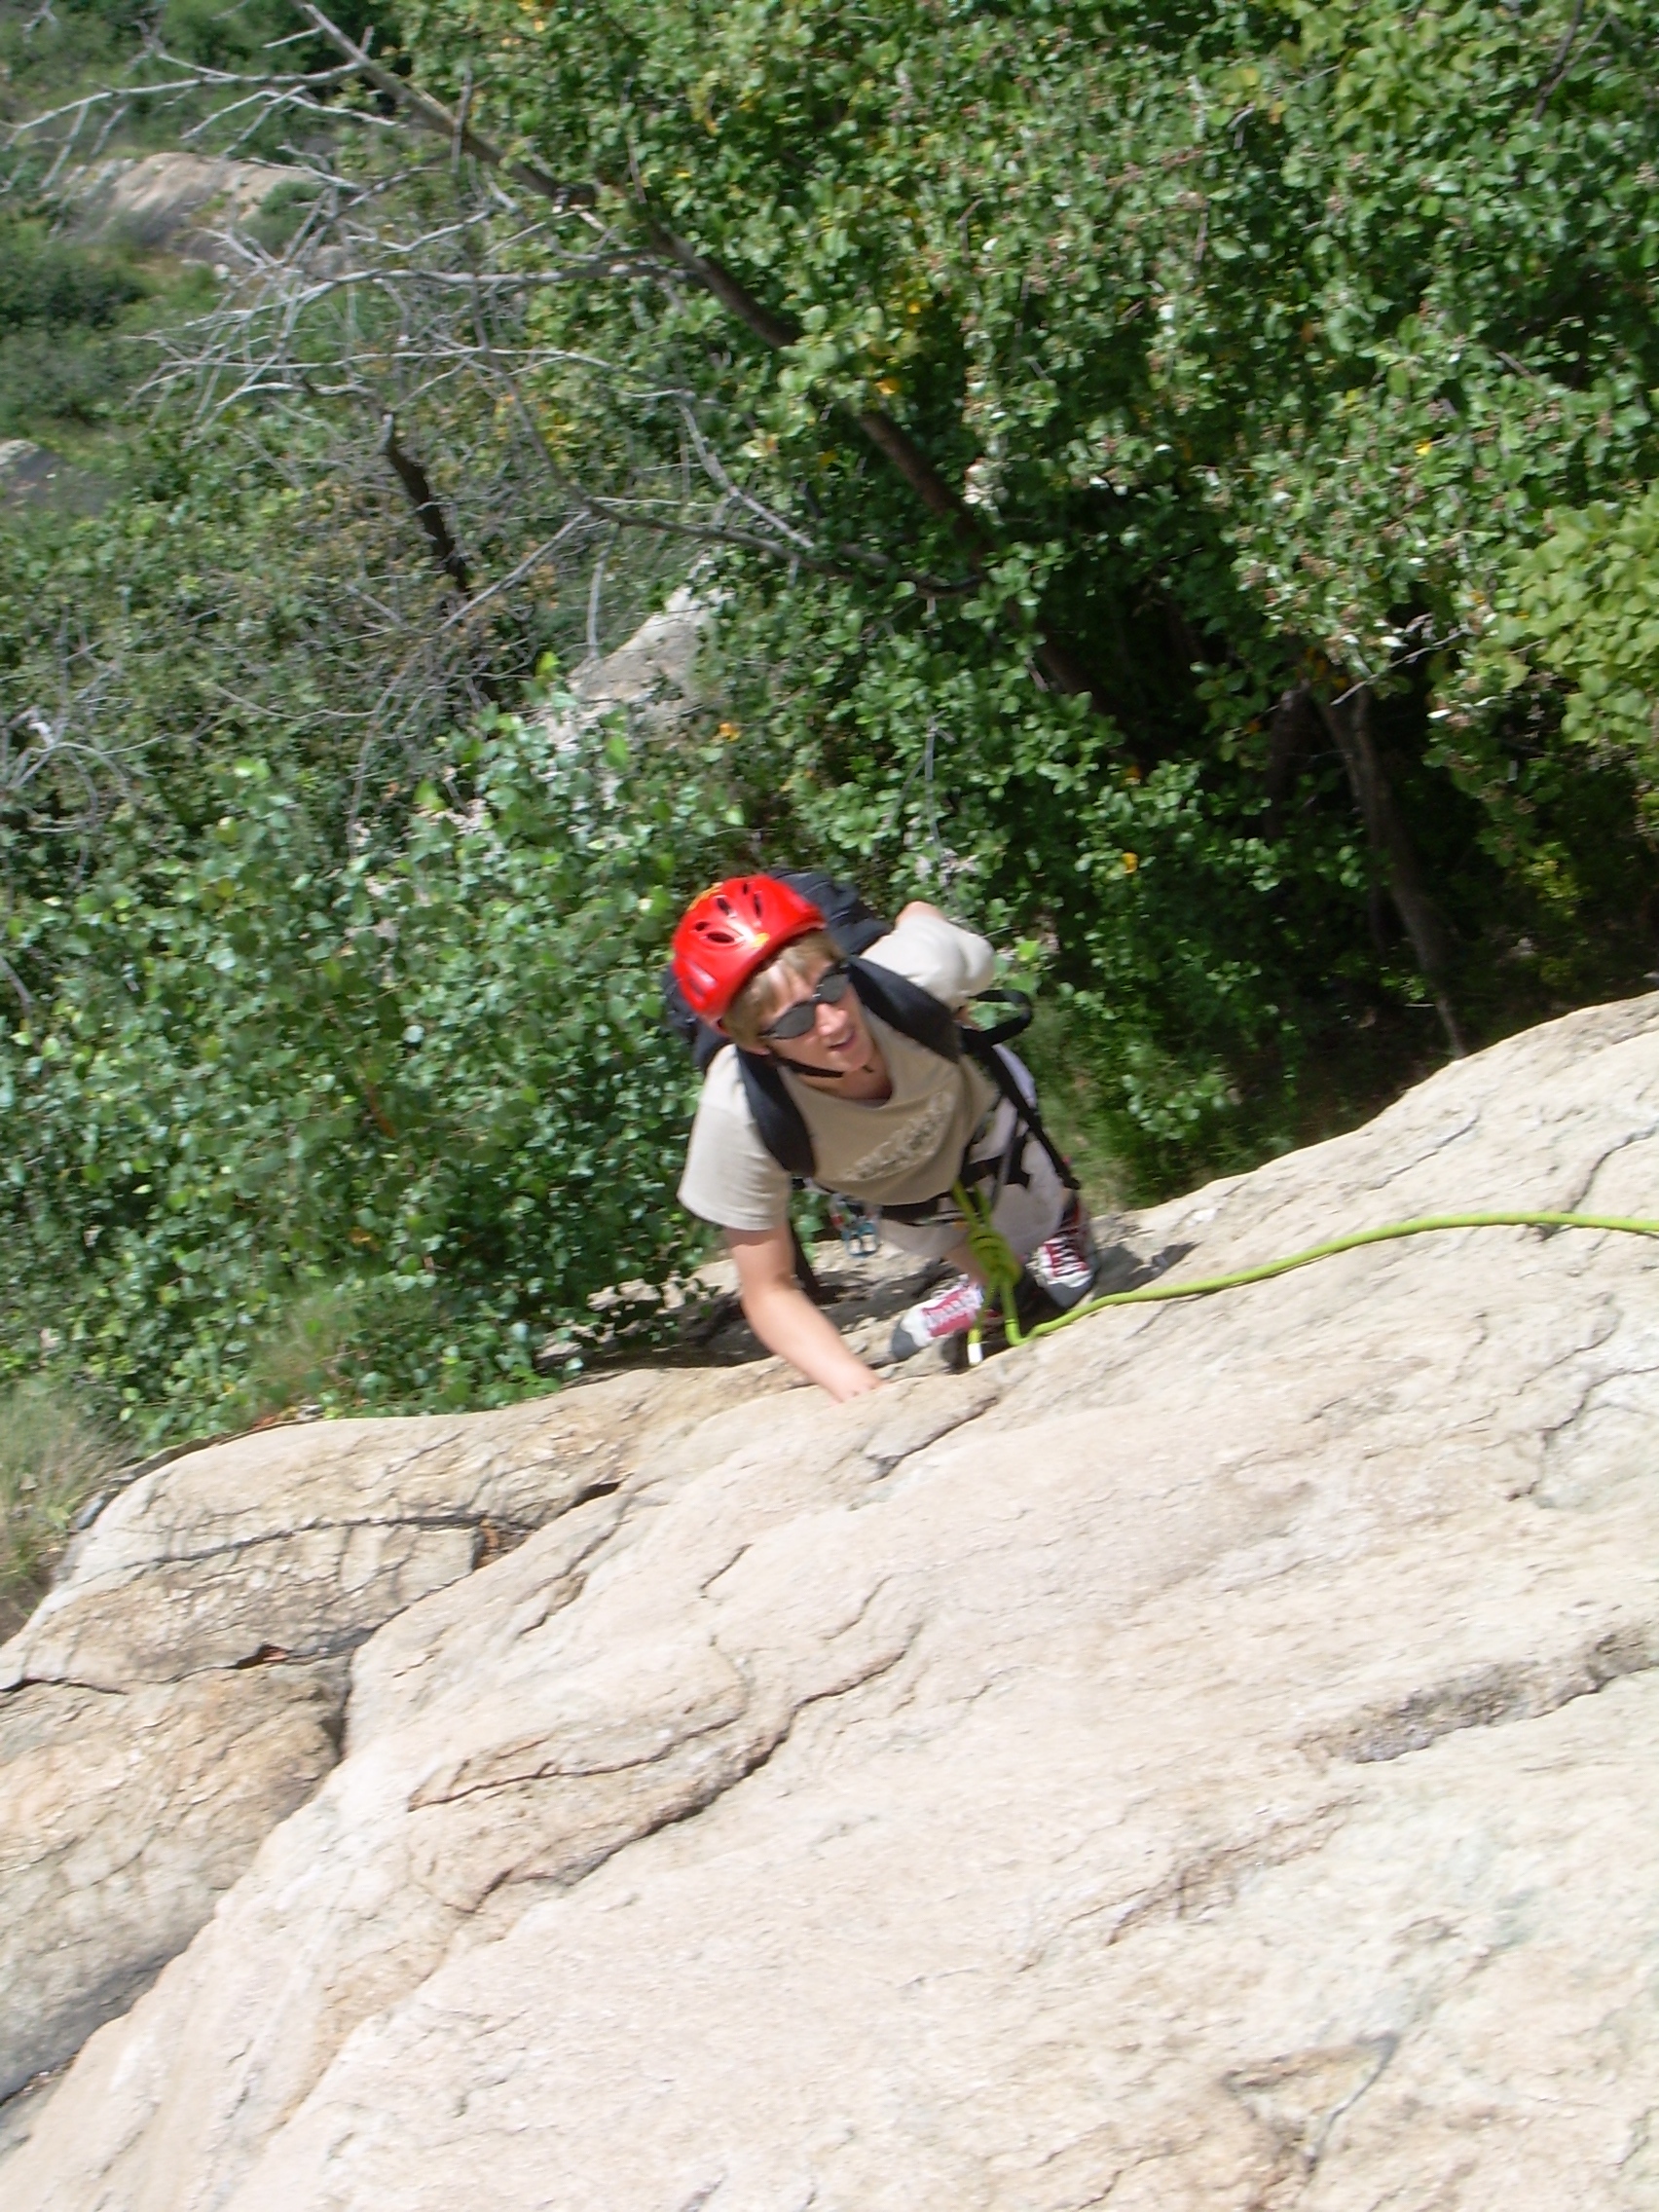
xmin=663 ymin=871 xmax=1078 ymax=1196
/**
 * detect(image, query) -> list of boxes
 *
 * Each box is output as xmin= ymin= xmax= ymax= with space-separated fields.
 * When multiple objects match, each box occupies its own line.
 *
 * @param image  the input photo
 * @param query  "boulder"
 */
xmin=57 ymin=153 xmax=292 ymax=259
xmin=6 ymin=995 xmax=1659 ymax=2207
xmin=538 ymin=584 xmax=714 ymax=754
xmin=0 ymin=1365 xmax=788 ymax=2102
xmin=569 ymin=582 xmax=712 ymax=720
xmin=0 ymin=440 xmax=60 ymax=500
xmin=0 ymin=439 xmax=108 ymax=516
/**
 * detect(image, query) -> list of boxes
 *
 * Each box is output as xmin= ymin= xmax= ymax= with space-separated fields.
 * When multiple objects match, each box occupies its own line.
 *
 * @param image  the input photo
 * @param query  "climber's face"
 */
xmin=759 ymin=954 xmax=874 ymax=1079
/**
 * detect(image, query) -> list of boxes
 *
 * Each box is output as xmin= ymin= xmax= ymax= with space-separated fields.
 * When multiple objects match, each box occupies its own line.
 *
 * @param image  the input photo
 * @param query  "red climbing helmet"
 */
xmin=672 ymin=874 xmax=828 ymax=1026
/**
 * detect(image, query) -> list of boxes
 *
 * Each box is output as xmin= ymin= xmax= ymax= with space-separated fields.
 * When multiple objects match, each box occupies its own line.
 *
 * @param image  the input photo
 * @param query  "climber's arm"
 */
xmin=725 ymin=1224 xmax=885 ymax=1401
xmin=884 ymin=902 xmax=995 ymax=1011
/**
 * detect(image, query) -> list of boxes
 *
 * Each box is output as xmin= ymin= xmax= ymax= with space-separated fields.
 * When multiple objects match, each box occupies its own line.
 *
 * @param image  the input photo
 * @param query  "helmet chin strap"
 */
xmin=771 ymin=1038 xmax=889 ymax=1084
xmin=772 ymin=1051 xmax=849 ymax=1081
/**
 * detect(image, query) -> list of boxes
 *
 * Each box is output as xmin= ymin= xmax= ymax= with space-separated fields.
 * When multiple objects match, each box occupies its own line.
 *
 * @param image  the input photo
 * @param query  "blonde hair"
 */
xmin=724 ymin=929 xmax=843 ymax=1050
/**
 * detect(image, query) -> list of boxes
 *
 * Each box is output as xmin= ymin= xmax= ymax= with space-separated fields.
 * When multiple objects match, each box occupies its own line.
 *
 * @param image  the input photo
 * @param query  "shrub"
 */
xmin=0 ymin=1380 xmax=120 ymax=1640
xmin=1 ymin=694 xmax=742 ymax=1438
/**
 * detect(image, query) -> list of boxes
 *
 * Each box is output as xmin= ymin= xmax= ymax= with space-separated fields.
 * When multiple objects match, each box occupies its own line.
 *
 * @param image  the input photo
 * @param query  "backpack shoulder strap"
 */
xmin=957 ymin=997 xmax=1081 ymax=1195
xmin=731 ymin=959 xmax=1047 ymax=1186
xmin=957 ymin=985 xmax=1035 ymax=1050
xmin=845 ymin=955 xmax=962 ymax=1061
xmin=853 ymin=962 xmax=1080 ymax=1197
xmin=727 ymin=957 xmax=958 ymax=1182
xmin=734 ymin=1049 xmax=816 ymax=1179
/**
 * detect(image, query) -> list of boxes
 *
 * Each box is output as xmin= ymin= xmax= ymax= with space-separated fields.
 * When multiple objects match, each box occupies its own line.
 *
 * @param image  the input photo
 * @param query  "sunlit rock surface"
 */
xmin=5 ymin=996 xmax=1659 ymax=2208
xmin=0 ymin=1370 xmax=787 ymax=2101
xmin=537 ymin=584 xmax=714 ymax=751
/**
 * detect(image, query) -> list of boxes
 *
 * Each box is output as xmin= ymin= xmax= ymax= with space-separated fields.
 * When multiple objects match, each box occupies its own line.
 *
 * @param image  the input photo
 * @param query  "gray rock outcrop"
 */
xmin=6 ymin=994 xmax=1659 ymax=2207
xmin=58 ymin=153 xmax=291 ymax=259
xmin=0 ymin=440 xmax=61 ymax=501
xmin=0 ymin=1670 xmax=340 ymax=2100
xmin=0 ymin=1368 xmax=787 ymax=2104
xmin=538 ymin=584 xmax=714 ymax=754
xmin=0 ymin=438 xmax=108 ymax=515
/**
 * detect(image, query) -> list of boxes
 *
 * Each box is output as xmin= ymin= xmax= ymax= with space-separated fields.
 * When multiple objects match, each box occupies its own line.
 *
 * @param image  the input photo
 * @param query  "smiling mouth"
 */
xmin=793 ymin=1019 xmax=863 ymax=1071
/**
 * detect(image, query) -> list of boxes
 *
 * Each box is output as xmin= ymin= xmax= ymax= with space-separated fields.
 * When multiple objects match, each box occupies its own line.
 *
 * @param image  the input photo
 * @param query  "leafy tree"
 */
xmin=1 ymin=691 xmax=741 ymax=1432
xmin=0 ymin=417 xmax=534 ymax=898
xmin=0 ymin=215 xmax=149 ymax=434
xmin=372 ymin=0 xmax=1659 ymax=1075
xmin=5 ymin=0 xmax=1659 ymax=1433
xmin=1470 ymin=484 xmax=1659 ymax=826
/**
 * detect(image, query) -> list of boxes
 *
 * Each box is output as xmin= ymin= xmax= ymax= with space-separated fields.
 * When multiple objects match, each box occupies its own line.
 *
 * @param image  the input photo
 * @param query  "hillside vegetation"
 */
xmin=2 ymin=0 xmax=1656 ymax=1444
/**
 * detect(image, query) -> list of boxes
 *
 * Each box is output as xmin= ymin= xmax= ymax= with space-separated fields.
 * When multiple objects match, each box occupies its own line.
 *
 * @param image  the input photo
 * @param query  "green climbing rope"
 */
xmin=947 ymin=1195 xmax=1659 ymax=1365
xmin=950 ymin=1178 xmax=1027 ymax=1365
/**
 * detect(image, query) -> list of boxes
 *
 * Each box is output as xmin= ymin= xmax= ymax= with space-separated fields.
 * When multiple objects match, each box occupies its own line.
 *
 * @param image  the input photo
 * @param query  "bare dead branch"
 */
xmin=434 ymin=517 xmax=592 ymax=635
xmin=380 ymin=413 xmax=472 ymax=595
xmin=293 ymin=3 xmax=592 ymax=208
xmin=583 ymin=529 xmax=614 ymax=664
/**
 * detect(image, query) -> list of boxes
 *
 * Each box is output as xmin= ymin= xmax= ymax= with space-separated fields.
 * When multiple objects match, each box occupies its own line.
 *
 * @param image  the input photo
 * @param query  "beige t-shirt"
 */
xmin=677 ymin=910 xmax=999 ymax=1232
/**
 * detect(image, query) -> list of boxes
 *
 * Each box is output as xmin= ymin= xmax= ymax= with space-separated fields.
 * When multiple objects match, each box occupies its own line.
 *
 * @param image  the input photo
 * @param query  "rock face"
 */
xmin=0 ymin=1671 xmax=340 ymax=2100
xmin=6 ymin=996 xmax=1659 ymax=2207
xmin=538 ymin=584 xmax=713 ymax=753
xmin=58 ymin=153 xmax=291 ymax=258
xmin=0 ymin=1369 xmax=787 ymax=2104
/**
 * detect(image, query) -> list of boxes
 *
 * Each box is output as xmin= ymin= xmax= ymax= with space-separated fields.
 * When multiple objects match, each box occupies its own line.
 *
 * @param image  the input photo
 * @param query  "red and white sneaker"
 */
xmin=889 ymin=1273 xmax=986 ymax=1362
xmin=1030 ymin=1196 xmax=1097 ymax=1309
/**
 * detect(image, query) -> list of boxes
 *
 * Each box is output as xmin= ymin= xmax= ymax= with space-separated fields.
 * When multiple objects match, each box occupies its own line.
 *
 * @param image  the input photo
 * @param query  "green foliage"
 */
xmin=1472 ymin=485 xmax=1659 ymax=823
xmin=0 ymin=1379 xmax=118 ymax=1638
xmin=1 ymin=702 xmax=740 ymax=1437
xmin=0 ymin=413 xmax=533 ymax=884
xmin=5 ymin=0 xmax=1659 ymax=1434
xmin=390 ymin=0 xmax=1659 ymax=1100
xmin=0 ymin=216 xmax=151 ymax=437
xmin=0 ymin=0 xmax=144 ymax=122
xmin=0 ymin=0 xmax=400 ymax=161
xmin=240 ymin=1283 xmax=369 ymax=1418
xmin=0 ymin=224 xmax=141 ymax=330
xmin=0 ymin=323 xmax=128 ymax=433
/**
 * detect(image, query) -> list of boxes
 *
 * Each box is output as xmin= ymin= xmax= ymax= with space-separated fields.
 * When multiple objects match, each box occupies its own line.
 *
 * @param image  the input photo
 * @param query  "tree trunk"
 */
xmin=1317 ymin=686 xmax=1466 ymax=1056
xmin=381 ymin=415 xmax=472 ymax=595
xmin=1264 ymin=682 xmax=1315 ymax=839
xmin=380 ymin=416 xmax=504 ymax=706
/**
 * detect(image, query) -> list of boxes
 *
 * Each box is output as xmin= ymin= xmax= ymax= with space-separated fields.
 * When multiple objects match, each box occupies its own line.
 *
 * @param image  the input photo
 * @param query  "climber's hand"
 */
xmin=726 ymin=1225 xmax=887 ymax=1400
xmin=823 ymin=1360 xmax=887 ymax=1402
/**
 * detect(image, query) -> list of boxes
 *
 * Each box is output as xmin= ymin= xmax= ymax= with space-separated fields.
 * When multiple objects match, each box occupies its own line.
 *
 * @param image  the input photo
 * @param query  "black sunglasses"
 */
xmin=760 ymin=962 xmax=853 ymax=1043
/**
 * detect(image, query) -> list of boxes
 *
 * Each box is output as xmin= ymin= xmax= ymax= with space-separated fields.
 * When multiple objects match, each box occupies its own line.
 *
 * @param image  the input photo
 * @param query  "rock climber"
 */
xmin=672 ymin=873 xmax=1097 ymax=1400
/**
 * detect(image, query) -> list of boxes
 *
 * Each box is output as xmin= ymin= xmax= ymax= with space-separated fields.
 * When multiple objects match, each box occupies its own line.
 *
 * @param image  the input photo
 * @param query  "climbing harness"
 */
xmin=951 ymin=1206 xmax=1659 ymax=1367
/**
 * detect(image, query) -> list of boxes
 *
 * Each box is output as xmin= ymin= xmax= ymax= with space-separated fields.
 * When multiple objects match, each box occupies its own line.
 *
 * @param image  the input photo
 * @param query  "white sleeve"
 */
xmin=676 ymin=1049 xmax=794 ymax=1232
xmin=861 ymin=909 xmax=995 ymax=1006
